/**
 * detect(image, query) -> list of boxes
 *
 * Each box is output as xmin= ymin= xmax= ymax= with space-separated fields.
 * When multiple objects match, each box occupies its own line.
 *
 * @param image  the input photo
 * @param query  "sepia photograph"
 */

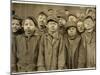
xmin=11 ymin=0 xmax=96 ymax=74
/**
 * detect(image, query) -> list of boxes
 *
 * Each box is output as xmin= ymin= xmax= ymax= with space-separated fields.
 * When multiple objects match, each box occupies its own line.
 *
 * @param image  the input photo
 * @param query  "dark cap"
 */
xmin=66 ymin=21 xmax=77 ymax=28
xmin=47 ymin=16 xmax=58 ymax=23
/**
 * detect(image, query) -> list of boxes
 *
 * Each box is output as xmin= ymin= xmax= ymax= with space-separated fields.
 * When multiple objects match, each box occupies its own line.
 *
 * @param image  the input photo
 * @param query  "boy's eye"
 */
xmin=24 ymin=23 xmax=28 ymax=26
xmin=30 ymin=24 xmax=33 ymax=26
xmin=16 ymin=23 xmax=20 ymax=26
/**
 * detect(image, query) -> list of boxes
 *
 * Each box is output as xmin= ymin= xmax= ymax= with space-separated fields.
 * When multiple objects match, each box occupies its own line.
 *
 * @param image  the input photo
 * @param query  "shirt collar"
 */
xmin=46 ymin=31 xmax=59 ymax=40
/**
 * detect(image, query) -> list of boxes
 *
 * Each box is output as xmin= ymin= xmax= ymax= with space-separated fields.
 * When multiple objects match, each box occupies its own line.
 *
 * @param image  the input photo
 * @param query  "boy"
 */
xmin=12 ymin=15 xmax=23 ymax=34
xmin=67 ymin=14 xmax=77 ymax=22
xmin=64 ymin=21 xmax=86 ymax=69
xmin=37 ymin=16 xmax=66 ymax=71
xmin=77 ymin=20 xmax=85 ymax=34
xmin=14 ymin=16 xmax=40 ymax=72
xmin=36 ymin=12 xmax=48 ymax=35
xmin=11 ymin=15 xmax=23 ymax=72
xmin=82 ymin=16 xmax=96 ymax=68
xmin=57 ymin=14 xmax=67 ymax=35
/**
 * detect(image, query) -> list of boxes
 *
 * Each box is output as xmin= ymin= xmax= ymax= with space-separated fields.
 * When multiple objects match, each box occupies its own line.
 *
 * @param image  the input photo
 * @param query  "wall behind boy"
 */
xmin=12 ymin=3 xmax=87 ymax=19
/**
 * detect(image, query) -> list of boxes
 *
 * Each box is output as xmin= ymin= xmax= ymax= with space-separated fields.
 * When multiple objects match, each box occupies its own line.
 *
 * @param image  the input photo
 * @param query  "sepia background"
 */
xmin=12 ymin=3 xmax=95 ymax=19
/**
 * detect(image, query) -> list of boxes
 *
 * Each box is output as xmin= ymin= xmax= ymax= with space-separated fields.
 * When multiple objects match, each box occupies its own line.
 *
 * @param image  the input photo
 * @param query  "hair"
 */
xmin=65 ymin=9 xmax=69 ymax=11
xmin=22 ymin=16 xmax=38 ymax=28
xmin=47 ymin=19 xmax=58 ymax=24
xmin=12 ymin=15 xmax=22 ymax=25
xmin=84 ymin=16 xmax=94 ymax=22
xmin=12 ymin=10 xmax=15 ymax=15
xmin=48 ymin=9 xmax=53 ymax=11
xmin=38 ymin=12 xmax=48 ymax=17
xmin=68 ymin=14 xmax=77 ymax=18
xmin=77 ymin=19 xmax=84 ymax=24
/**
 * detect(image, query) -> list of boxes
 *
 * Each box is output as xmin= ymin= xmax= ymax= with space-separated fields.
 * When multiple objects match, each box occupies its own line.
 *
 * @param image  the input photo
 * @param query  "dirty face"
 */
xmin=58 ymin=17 xmax=66 ymax=27
xmin=65 ymin=10 xmax=70 ymax=16
xmin=68 ymin=15 xmax=77 ymax=22
xmin=84 ymin=18 xmax=95 ymax=30
xmin=77 ymin=21 xmax=84 ymax=33
xmin=67 ymin=27 xmax=77 ymax=36
xmin=48 ymin=9 xmax=54 ymax=16
xmin=12 ymin=19 xmax=21 ymax=33
xmin=37 ymin=14 xmax=47 ymax=30
xmin=23 ymin=19 xmax=36 ymax=35
xmin=47 ymin=21 xmax=58 ymax=33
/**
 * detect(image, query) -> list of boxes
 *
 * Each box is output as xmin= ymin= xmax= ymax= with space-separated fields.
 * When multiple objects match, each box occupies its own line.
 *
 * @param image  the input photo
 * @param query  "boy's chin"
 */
xmin=12 ymin=30 xmax=17 ymax=33
xmin=25 ymin=31 xmax=34 ymax=35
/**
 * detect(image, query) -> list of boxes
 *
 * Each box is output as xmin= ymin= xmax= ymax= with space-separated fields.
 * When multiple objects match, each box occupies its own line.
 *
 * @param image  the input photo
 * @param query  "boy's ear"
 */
xmin=45 ymin=24 xmax=48 ymax=28
xmin=22 ymin=24 xmax=24 ymax=28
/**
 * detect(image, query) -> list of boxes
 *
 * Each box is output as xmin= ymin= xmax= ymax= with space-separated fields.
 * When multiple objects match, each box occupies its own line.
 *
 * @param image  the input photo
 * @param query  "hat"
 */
xmin=57 ymin=14 xmax=66 ymax=20
xmin=47 ymin=16 xmax=58 ymax=23
xmin=66 ymin=21 xmax=76 ymax=28
xmin=56 ymin=11 xmax=67 ymax=20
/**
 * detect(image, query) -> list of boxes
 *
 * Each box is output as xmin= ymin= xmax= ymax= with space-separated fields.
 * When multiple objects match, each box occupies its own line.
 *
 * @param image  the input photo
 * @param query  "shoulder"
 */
xmin=16 ymin=34 xmax=25 ymax=42
xmin=16 ymin=34 xmax=24 ymax=39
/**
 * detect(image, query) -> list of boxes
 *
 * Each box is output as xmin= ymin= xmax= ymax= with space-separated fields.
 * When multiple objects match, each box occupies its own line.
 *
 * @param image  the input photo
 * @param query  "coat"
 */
xmin=37 ymin=32 xmax=66 ymax=71
xmin=64 ymin=34 xmax=86 ymax=69
xmin=11 ymin=33 xmax=18 ymax=72
xmin=81 ymin=30 xmax=96 ymax=68
xmin=15 ymin=33 xmax=40 ymax=72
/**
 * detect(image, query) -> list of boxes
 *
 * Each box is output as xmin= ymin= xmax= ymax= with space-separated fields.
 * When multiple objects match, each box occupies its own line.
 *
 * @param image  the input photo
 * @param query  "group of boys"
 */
xmin=11 ymin=8 xmax=96 ymax=72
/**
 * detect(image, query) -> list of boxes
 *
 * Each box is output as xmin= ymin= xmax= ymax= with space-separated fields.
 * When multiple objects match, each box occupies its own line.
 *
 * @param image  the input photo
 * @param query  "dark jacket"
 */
xmin=64 ymin=34 xmax=86 ymax=69
xmin=11 ymin=29 xmax=24 ymax=72
xmin=15 ymin=33 xmax=40 ymax=72
xmin=81 ymin=31 xmax=96 ymax=68
xmin=37 ymin=32 xmax=66 ymax=71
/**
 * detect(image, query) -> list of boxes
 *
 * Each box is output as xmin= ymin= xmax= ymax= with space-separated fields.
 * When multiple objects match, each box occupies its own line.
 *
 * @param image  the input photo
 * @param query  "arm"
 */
xmin=37 ymin=35 xmax=46 ymax=71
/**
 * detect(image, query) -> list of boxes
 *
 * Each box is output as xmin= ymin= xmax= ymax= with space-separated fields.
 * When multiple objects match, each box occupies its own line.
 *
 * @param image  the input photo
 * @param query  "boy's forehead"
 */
xmin=12 ymin=19 xmax=20 ymax=22
xmin=69 ymin=16 xmax=76 ymax=18
xmin=48 ymin=21 xmax=57 ymax=23
xmin=77 ymin=21 xmax=83 ymax=25
xmin=39 ymin=13 xmax=47 ymax=16
xmin=84 ymin=18 xmax=93 ymax=23
xmin=68 ymin=26 xmax=76 ymax=30
xmin=24 ymin=19 xmax=34 ymax=23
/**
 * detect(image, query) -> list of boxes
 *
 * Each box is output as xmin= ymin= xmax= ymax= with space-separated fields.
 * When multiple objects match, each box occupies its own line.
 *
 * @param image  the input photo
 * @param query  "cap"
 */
xmin=66 ymin=21 xmax=76 ymax=28
xmin=47 ymin=16 xmax=58 ymax=23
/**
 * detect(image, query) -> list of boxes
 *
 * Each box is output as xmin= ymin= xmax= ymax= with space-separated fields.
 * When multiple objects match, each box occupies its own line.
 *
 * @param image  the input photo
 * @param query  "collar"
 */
xmin=23 ymin=32 xmax=36 ymax=38
xmin=46 ymin=31 xmax=59 ymax=40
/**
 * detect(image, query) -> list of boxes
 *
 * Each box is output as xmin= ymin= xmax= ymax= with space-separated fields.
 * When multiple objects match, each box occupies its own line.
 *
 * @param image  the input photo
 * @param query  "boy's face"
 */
xmin=84 ymin=18 xmax=94 ymax=30
xmin=23 ymin=19 xmax=36 ymax=35
xmin=48 ymin=9 xmax=54 ymax=15
xmin=12 ymin=19 xmax=21 ymax=33
xmin=88 ymin=11 xmax=93 ymax=16
xmin=67 ymin=27 xmax=77 ymax=36
xmin=77 ymin=21 xmax=84 ymax=33
xmin=92 ymin=12 xmax=96 ymax=20
xmin=65 ymin=10 xmax=69 ymax=16
xmin=58 ymin=18 xmax=66 ymax=26
xmin=68 ymin=15 xmax=77 ymax=22
xmin=37 ymin=14 xmax=47 ymax=29
xmin=47 ymin=21 xmax=58 ymax=32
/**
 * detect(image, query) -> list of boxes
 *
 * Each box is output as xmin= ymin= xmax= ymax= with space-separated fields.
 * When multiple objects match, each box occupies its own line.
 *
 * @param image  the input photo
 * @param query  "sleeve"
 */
xmin=37 ymin=35 xmax=46 ymax=71
xmin=78 ymin=37 xmax=87 ymax=68
xmin=11 ymin=36 xmax=17 ymax=72
xmin=58 ymin=36 xmax=66 ymax=69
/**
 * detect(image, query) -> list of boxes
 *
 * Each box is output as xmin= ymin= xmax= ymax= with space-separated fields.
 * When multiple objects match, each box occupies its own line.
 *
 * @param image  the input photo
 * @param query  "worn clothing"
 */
xmin=15 ymin=34 xmax=40 ymax=72
xmin=35 ymin=28 xmax=47 ymax=36
xmin=11 ymin=33 xmax=18 ymax=72
xmin=64 ymin=34 xmax=86 ymax=69
xmin=11 ymin=31 xmax=24 ymax=72
xmin=81 ymin=30 xmax=96 ymax=68
xmin=37 ymin=32 xmax=66 ymax=71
